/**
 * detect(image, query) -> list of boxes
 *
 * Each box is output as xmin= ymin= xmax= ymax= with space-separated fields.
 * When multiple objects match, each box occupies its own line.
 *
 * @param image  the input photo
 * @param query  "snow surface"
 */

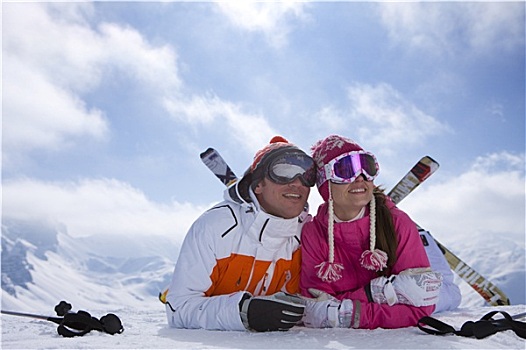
xmin=1 ymin=218 xmax=525 ymax=349
xmin=2 ymin=305 xmax=526 ymax=349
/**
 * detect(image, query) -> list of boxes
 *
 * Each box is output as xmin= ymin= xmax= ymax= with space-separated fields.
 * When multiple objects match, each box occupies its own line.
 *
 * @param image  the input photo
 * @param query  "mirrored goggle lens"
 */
xmin=333 ymin=153 xmax=378 ymax=181
xmin=269 ymin=154 xmax=316 ymax=187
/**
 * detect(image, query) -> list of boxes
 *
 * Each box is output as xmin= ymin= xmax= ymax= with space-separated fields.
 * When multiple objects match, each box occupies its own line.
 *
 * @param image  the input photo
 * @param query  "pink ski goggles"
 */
xmin=317 ymin=151 xmax=379 ymax=187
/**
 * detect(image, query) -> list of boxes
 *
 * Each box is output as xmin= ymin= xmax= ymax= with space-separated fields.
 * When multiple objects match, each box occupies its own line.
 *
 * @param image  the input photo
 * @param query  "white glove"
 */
xmin=301 ymin=288 xmax=353 ymax=328
xmin=368 ymin=268 xmax=442 ymax=307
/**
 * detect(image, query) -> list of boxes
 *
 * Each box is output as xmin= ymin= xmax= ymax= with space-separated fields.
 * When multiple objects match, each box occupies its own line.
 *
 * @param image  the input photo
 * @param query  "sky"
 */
xmin=2 ymin=1 xmax=525 ymax=251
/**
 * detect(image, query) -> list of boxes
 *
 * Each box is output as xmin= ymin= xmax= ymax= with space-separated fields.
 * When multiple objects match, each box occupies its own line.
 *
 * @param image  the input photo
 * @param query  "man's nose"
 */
xmin=288 ymin=177 xmax=303 ymax=186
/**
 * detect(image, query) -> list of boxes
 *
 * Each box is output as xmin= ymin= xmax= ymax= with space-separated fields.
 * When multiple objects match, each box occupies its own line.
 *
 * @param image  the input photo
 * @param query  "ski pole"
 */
xmin=2 ymin=304 xmax=124 ymax=336
xmin=1 ymin=310 xmax=65 ymax=326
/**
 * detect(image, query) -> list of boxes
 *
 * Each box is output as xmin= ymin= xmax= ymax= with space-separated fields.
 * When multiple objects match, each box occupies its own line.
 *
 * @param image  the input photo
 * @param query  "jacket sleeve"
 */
xmin=165 ymin=208 xmax=246 ymax=331
xmin=420 ymin=230 xmax=461 ymax=313
xmin=340 ymin=209 xmax=436 ymax=329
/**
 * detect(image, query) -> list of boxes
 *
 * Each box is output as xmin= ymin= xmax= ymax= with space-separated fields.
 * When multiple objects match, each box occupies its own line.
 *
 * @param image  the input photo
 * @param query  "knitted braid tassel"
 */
xmin=359 ymin=194 xmax=388 ymax=271
xmin=315 ymin=184 xmax=344 ymax=282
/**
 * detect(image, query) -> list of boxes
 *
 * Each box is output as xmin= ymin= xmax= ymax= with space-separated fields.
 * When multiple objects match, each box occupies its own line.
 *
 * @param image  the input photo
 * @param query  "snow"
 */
xmin=1 ymin=218 xmax=525 ymax=349
xmin=2 ymin=305 xmax=526 ymax=349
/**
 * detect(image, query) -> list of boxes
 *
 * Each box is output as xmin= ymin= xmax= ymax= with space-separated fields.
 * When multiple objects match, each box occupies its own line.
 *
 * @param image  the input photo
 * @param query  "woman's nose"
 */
xmin=354 ymin=174 xmax=366 ymax=182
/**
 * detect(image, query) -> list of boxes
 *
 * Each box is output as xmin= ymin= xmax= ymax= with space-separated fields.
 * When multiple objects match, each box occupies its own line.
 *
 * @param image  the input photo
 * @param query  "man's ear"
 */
xmin=253 ymin=179 xmax=265 ymax=194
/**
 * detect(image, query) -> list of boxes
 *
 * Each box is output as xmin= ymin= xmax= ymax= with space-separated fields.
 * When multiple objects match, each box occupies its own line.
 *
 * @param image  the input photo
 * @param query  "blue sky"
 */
xmin=3 ymin=2 xmax=525 ymax=249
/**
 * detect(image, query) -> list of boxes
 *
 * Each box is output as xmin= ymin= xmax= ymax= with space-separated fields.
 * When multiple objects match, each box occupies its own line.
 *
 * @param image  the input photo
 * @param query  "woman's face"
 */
xmin=330 ymin=175 xmax=374 ymax=221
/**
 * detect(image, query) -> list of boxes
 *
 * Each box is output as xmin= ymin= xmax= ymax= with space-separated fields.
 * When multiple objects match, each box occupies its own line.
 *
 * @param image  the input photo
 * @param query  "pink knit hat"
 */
xmin=311 ymin=135 xmax=365 ymax=201
xmin=310 ymin=135 xmax=387 ymax=282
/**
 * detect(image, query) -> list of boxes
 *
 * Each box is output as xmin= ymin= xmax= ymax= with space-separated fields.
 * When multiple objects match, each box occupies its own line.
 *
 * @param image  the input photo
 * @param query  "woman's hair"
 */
xmin=373 ymin=187 xmax=398 ymax=276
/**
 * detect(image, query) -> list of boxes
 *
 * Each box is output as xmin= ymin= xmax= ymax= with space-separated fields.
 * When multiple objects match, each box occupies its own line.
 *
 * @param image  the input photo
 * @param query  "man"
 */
xmin=162 ymin=136 xmax=314 ymax=331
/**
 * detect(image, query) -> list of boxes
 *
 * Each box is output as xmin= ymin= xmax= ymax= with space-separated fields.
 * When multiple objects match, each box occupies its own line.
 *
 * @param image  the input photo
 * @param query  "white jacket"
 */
xmin=165 ymin=182 xmax=307 ymax=330
xmin=420 ymin=230 xmax=462 ymax=313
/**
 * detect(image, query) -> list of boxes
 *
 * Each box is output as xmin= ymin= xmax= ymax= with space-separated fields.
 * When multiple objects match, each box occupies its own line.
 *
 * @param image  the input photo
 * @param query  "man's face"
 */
xmin=254 ymin=177 xmax=310 ymax=219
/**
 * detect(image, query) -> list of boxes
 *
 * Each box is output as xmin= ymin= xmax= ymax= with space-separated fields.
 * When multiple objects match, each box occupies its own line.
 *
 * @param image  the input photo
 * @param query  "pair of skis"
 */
xmin=200 ymin=148 xmax=510 ymax=307
xmin=386 ymin=156 xmax=509 ymax=306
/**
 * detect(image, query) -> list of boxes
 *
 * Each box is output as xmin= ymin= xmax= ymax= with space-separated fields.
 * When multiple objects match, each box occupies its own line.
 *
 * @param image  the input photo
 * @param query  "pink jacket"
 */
xmin=300 ymin=197 xmax=434 ymax=329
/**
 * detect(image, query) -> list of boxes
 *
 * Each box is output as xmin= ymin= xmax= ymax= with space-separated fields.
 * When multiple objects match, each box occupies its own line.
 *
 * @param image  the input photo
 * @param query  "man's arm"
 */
xmin=165 ymin=207 xmax=247 ymax=331
xmin=420 ymin=230 xmax=461 ymax=313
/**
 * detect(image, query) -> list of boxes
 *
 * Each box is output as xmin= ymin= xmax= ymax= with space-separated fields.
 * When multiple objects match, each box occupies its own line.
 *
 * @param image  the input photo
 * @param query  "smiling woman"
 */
xmin=300 ymin=135 xmax=450 ymax=330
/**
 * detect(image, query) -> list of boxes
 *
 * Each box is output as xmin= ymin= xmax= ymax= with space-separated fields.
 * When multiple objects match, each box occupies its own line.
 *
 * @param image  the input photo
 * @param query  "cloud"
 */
xmin=97 ymin=22 xmax=182 ymax=93
xmin=3 ymin=2 xmax=180 ymax=162
xmin=2 ymin=178 xmax=208 ymax=240
xmin=342 ymin=82 xmax=450 ymax=154
xmin=163 ymin=94 xmax=278 ymax=154
xmin=377 ymin=2 xmax=524 ymax=55
xmin=215 ymin=1 xmax=309 ymax=48
xmin=314 ymin=106 xmax=346 ymax=131
xmin=3 ymin=58 xmax=108 ymax=157
xmin=400 ymin=151 xmax=525 ymax=242
xmin=3 ymin=2 xmax=281 ymax=165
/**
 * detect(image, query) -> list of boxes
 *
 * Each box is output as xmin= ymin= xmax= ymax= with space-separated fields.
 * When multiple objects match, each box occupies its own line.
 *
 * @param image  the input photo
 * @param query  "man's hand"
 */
xmin=368 ymin=268 xmax=443 ymax=307
xmin=239 ymin=292 xmax=305 ymax=332
xmin=301 ymin=288 xmax=353 ymax=328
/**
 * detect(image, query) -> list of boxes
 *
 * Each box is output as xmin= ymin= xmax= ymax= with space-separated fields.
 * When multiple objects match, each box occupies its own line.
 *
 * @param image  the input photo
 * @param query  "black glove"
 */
xmin=239 ymin=292 xmax=305 ymax=332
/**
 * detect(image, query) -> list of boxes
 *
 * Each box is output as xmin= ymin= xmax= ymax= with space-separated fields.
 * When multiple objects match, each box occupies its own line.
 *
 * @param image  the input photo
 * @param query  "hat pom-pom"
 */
xmin=269 ymin=136 xmax=288 ymax=144
xmin=315 ymin=261 xmax=344 ymax=282
xmin=360 ymin=248 xmax=388 ymax=271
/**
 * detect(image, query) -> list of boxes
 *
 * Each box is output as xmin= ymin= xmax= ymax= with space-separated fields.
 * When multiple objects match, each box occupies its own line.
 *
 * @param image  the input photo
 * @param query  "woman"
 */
xmin=300 ymin=135 xmax=442 ymax=329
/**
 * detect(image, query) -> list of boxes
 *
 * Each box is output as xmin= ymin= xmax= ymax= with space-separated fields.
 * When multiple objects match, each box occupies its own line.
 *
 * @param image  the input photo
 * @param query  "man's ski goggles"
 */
xmin=267 ymin=153 xmax=316 ymax=187
xmin=318 ymin=151 xmax=379 ymax=186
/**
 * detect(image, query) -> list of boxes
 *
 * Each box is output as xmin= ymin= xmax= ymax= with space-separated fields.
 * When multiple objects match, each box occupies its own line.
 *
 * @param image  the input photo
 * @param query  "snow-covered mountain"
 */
xmin=1 ymin=218 xmax=178 ymax=312
xmin=444 ymin=230 xmax=526 ymax=308
xmin=1 ymin=217 xmax=525 ymax=349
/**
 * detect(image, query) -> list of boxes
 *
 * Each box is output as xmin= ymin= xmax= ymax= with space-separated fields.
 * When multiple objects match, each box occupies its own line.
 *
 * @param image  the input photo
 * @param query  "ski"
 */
xmin=387 ymin=156 xmax=439 ymax=204
xmin=200 ymin=148 xmax=238 ymax=187
xmin=433 ymin=239 xmax=510 ymax=306
xmin=387 ymin=157 xmax=510 ymax=306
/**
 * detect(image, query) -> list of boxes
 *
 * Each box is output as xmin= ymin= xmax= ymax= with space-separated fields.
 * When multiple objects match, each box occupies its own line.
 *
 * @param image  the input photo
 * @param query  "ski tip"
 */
xmin=423 ymin=155 xmax=439 ymax=167
xmin=200 ymin=148 xmax=215 ymax=159
xmin=411 ymin=156 xmax=440 ymax=182
xmin=498 ymin=298 xmax=511 ymax=306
